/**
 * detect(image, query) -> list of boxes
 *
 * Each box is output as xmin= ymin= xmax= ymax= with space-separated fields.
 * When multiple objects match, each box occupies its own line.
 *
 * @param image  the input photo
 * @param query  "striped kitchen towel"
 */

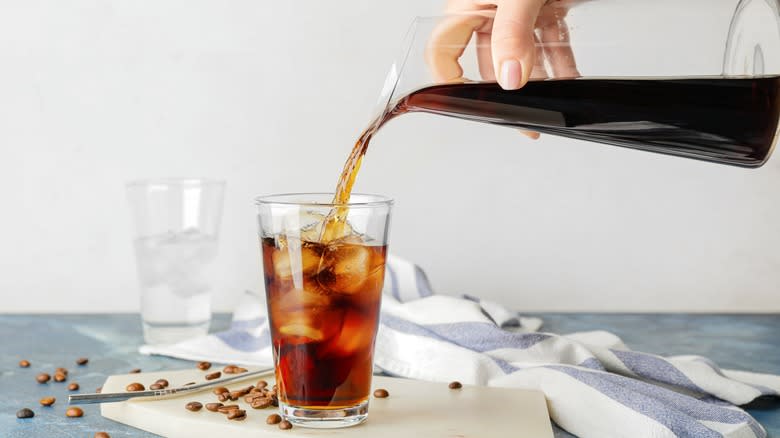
xmin=141 ymin=255 xmax=780 ymax=438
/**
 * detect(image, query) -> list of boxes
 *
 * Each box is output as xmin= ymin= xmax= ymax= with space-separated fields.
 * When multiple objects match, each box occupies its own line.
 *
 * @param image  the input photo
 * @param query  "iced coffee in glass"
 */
xmin=256 ymin=193 xmax=392 ymax=428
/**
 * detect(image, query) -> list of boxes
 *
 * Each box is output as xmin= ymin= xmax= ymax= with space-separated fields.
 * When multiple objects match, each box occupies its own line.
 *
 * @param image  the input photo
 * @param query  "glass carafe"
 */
xmin=372 ymin=0 xmax=780 ymax=168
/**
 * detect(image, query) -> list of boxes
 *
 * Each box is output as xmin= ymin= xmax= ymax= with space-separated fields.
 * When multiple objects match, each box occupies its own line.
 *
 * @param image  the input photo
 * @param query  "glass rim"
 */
xmin=255 ymin=192 xmax=394 ymax=208
xmin=126 ymin=177 xmax=226 ymax=189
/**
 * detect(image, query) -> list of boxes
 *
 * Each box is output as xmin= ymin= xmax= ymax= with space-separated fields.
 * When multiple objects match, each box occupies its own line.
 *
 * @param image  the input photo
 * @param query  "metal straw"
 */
xmin=68 ymin=367 xmax=274 ymax=405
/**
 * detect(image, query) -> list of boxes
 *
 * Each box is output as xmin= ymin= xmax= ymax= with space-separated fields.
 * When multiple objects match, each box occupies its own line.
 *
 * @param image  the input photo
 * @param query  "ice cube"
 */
xmin=270 ymin=288 xmax=344 ymax=344
xmin=317 ymin=240 xmax=374 ymax=294
xmin=272 ymin=241 xmax=322 ymax=281
xmin=323 ymin=309 xmax=376 ymax=357
xmin=279 ymin=324 xmax=324 ymax=341
xmin=272 ymin=288 xmax=330 ymax=313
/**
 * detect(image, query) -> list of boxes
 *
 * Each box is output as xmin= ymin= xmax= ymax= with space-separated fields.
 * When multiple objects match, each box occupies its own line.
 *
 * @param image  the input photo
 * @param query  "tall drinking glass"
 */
xmin=127 ymin=178 xmax=225 ymax=345
xmin=256 ymin=193 xmax=392 ymax=428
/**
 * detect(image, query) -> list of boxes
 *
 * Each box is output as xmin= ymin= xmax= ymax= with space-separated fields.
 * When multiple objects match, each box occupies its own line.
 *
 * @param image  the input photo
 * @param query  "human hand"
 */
xmin=426 ymin=0 xmax=580 ymax=90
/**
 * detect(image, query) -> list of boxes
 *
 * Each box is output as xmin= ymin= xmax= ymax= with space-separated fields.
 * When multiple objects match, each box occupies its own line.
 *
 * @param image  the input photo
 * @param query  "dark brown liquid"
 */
xmin=262 ymin=236 xmax=386 ymax=408
xmin=331 ymin=77 xmax=780 ymax=209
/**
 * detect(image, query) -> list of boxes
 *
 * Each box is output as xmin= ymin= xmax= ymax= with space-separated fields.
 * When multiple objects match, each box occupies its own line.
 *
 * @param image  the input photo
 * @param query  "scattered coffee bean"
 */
xmin=256 ymin=379 xmax=268 ymax=389
xmin=222 ymin=365 xmax=238 ymax=374
xmin=94 ymin=433 xmax=110 ymax=438
xmin=217 ymin=393 xmax=229 ymax=402
xmin=279 ymin=419 xmax=293 ymax=430
xmin=68 ymin=382 xmax=80 ymax=391
xmin=217 ymin=404 xmax=240 ymax=413
xmin=126 ymin=382 xmax=145 ymax=392
xmin=448 ymin=381 xmax=462 ymax=389
xmin=250 ymin=397 xmax=272 ymax=409
xmin=185 ymin=401 xmax=203 ymax=412
xmin=36 ymin=373 xmax=50 ymax=384
xmin=227 ymin=409 xmax=247 ymax=421
xmin=205 ymin=371 xmax=221 ymax=381
xmin=39 ymin=397 xmax=56 ymax=407
xmin=53 ymin=373 xmax=67 ymax=382
xmin=373 ymin=388 xmax=389 ymax=398
xmin=271 ymin=393 xmax=279 ymax=407
xmin=95 ymin=386 xmax=102 ymax=393
xmin=149 ymin=383 xmax=164 ymax=390
xmin=197 ymin=361 xmax=212 ymax=371
xmin=266 ymin=413 xmax=282 ymax=425
xmin=16 ymin=408 xmax=34 ymax=418
xmin=76 ymin=358 xmax=89 ymax=366
xmin=212 ymin=386 xmax=229 ymax=395
xmin=55 ymin=367 xmax=68 ymax=375
xmin=235 ymin=367 xmax=247 ymax=373
xmin=19 ymin=360 xmax=30 ymax=368
xmin=129 ymin=368 xmax=141 ymax=374
xmin=154 ymin=379 xmax=169 ymax=388
xmin=205 ymin=402 xmax=223 ymax=412
xmin=66 ymin=407 xmax=84 ymax=418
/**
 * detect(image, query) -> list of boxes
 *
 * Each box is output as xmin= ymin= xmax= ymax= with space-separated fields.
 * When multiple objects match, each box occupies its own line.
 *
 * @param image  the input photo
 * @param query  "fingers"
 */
xmin=536 ymin=5 xmax=580 ymax=79
xmin=476 ymin=32 xmax=496 ymax=81
xmin=425 ymin=13 xmax=491 ymax=83
xmin=520 ymin=129 xmax=541 ymax=139
xmin=491 ymin=0 xmax=547 ymax=90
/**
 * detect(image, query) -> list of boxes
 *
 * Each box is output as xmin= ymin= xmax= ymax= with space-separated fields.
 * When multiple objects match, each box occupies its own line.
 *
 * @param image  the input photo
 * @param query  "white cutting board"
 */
xmin=101 ymin=369 xmax=553 ymax=438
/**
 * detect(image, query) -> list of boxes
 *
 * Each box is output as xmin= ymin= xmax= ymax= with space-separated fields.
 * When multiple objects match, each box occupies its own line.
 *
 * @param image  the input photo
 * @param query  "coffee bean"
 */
xmin=217 ymin=393 xmax=229 ymax=402
xmin=266 ymin=413 xmax=282 ymax=424
xmin=126 ymin=382 xmax=145 ymax=392
xmin=279 ymin=419 xmax=293 ymax=430
xmin=271 ymin=393 xmax=278 ymax=407
xmin=373 ymin=388 xmax=389 ymax=398
xmin=36 ymin=373 xmax=50 ymax=384
xmin=66 ymin=407 xmax=84 ymax=418
xmin=256 ymin=379 xmax=268 ymax=389
xmin=235 ymin=367 xmax=247 ymax=373
xmin=222 ymin=365 xmax=238 ymax=374
xmin=19 ymin=360 xmax=30 ymax=368
xmin=217 ymin=404 xmax=240 ymax=413
xmin=95 ymin=386 xmax=102 ymax=393
xmin=205 ymin=402 xmax=223 ymax=412
xmin=16 ymin=408 xmax=34 ymax=419
xmin=212 ymin=386 xmax=229 ymax=395
xmin=183 ymin=382 xmax=196 ymax=386
xmin=94 ymin=433 xmax=110 ymax=438
xmin=154 ymin=379 xmax=169 ymax=388
xmin=149 ymin=383 xmax=164 ymax=390
xmin=227 ymin=409 xmax=247 ymax=421
xmin=39 ymin=397 xmax=56 ymax=407
xmin=55 ymin=367 xmax=68 ymax=375
xmin=197 ymin=361 xmax=211 ymax=371
xmin=250 ymin=397 xmax=272 ymax=409
xmin=185 ymin=401 xmax=203 ymax=412
xmin=68 ymin=382 xmax=80 ymax=391
xmin=129 ymin=368 xmax=141 ymax=374
xmin=76 ymin=358 xmax=89 ymax=366
xmin=205 ymin=371 xmax=221 ymax=381
xmin=448 ymin=381 xmax=462 ymax=389
xmin=53 ymin=373 xmax=67 ymax=382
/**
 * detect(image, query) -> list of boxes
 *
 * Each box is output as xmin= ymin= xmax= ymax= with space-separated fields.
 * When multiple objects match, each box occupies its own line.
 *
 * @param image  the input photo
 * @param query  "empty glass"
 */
xmin=127 ymin=178 xmax=225 ymax=345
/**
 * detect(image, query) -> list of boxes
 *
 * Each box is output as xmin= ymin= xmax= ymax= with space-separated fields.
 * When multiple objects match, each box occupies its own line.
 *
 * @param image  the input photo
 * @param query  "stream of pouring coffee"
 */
xmin=321 ymin=77 xmax=780 ymax=241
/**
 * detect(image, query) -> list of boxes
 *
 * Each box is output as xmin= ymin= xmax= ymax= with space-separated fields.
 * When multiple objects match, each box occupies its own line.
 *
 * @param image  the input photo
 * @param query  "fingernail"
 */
xmin=499 ymin=59 xmax=522 ymax=90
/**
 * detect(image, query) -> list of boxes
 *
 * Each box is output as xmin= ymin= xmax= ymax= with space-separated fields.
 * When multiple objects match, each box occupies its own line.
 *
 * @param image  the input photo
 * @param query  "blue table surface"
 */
xmin=1 ymin=313 xmax=778 ymax=437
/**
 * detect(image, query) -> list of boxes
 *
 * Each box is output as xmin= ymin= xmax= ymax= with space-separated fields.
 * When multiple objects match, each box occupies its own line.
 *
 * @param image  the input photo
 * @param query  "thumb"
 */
xmin=491 ymin=0 xmax=545 ymax=90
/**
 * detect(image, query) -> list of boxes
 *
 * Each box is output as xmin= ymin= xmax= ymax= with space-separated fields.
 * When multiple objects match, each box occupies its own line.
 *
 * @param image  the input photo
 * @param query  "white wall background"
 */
xmin=0 ymin=0 xmax=778 ymax=313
